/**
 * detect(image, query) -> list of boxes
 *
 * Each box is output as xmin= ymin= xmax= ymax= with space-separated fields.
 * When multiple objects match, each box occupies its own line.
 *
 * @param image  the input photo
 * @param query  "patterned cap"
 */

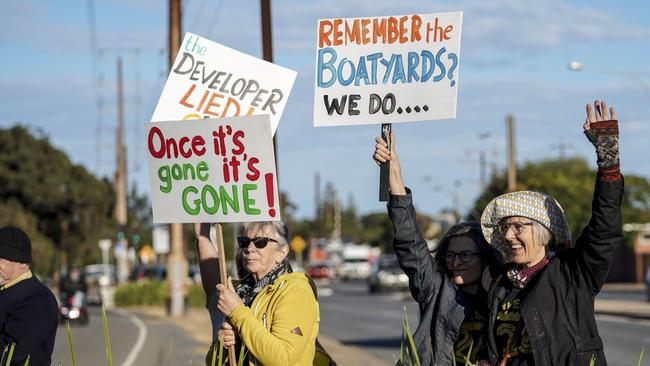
xmin=480 ymin=191 xmax=572 ymax=251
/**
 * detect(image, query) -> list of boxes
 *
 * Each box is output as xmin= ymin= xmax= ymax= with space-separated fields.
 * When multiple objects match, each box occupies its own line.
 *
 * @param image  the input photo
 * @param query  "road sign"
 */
xmin=290 ymin=235 xmax=307 ymax=254
xmin=98 ymin=239 xmax=112 ymax=251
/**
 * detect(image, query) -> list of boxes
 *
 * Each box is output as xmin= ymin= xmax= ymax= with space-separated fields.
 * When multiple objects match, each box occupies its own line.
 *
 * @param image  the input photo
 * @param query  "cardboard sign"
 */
xmin=152 ymin=32 xmax=297 ymax=134
xmin=313 ymin=12 xmax=463 ymax=127
xmin=146 ymin=115 xmax=280 ymax=223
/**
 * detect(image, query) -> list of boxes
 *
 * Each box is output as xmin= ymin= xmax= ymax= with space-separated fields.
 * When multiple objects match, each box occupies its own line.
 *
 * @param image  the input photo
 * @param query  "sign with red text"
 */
xmin=313 ymin=12 xmax=463 ymax=127
xmin=146 ymin=115 xmax=280 ymax=223
xmin=153 ymin=32 xmax=297 ymax=134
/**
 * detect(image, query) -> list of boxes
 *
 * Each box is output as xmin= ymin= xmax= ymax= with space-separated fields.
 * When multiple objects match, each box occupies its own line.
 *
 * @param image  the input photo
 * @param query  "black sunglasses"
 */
xmin=237 ymin=236 xmax=278 ymax=249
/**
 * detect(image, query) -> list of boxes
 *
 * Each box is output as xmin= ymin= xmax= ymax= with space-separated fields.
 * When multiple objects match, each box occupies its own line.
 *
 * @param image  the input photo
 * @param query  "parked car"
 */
xmin=84 ymin=264 xmax=116 ymax=305
xmin=368 ymin=255 xmax=409 ymax=293
xmin=307 ymin=263 xmax=334 ymax=279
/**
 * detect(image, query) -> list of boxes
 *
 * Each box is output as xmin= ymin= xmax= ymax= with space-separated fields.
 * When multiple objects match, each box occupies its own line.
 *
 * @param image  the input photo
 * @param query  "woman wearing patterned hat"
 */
xmin=480 ymin=100 xmax=623 ymax=366
xmin=374 ymin=135 xmax=501 ymax=366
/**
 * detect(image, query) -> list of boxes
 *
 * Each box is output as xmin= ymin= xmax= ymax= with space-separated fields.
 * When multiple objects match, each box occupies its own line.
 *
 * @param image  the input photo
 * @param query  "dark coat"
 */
xmin=388 ymin=191 xmax=497 ymax=366
xmin=486 ymin=177 xmax=624 ymax=366
xmin=0 ymin=275 xmax=58 ymax=365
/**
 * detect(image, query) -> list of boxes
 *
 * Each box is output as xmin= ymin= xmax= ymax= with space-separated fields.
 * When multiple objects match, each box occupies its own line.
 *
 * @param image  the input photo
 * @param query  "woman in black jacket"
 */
xmin=480 ymin=100 xmax=623 ymax=366
xmin=374 ymin=135 xmax=499 ymax=366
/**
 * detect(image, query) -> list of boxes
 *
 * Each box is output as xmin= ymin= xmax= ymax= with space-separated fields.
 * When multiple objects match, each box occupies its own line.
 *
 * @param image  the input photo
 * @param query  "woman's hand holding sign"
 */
xmin=373 ymin=132 xmax=407 ymax=195
xmin=216 ymin=277 xmax=244 ymax=316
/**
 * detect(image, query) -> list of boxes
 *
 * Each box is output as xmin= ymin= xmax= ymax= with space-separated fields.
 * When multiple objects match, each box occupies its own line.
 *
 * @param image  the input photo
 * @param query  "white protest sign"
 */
xmin=313 ymin=12 xmax=463 ymax=127
xmin=146 ymin=115 xmax=280 ymax=223
xmin=152 ymin=32 xmax=297 ymax=134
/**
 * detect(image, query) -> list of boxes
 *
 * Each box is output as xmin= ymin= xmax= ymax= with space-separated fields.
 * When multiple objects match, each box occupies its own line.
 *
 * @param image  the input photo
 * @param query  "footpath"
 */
xmin=131 ymin=306 xmax=391 ymax=366
xmin=127 ymin=283 xmax=648 ymax=366
xmin=596 ymin=283 xmax=650 ymax=320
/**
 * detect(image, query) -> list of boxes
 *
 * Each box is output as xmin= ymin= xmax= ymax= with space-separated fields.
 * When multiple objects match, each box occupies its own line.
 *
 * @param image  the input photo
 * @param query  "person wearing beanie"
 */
xmin=479 ymin=100 xmax=623 ymax=366
xmin=0 ymin=226 xmax=58 ymax=365
xmin=373 ymin=134 xmax=502 ymax=366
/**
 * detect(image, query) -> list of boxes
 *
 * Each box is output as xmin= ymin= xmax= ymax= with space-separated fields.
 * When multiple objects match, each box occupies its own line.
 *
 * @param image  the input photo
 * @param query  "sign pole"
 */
xmin=215 ymin=223 xmax=237 ymax=366
xmin=379 ymin=123 xmax=392 ymax=201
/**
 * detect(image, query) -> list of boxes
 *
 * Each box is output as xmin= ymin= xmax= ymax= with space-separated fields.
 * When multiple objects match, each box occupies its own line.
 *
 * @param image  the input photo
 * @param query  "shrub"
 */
xmin=114 ymin=280 xmax=206 ymax=308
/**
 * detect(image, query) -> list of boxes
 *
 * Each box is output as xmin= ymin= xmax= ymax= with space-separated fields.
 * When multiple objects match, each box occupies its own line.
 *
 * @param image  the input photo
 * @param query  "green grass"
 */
xmin=65 ymin=321 xmax=76 ymax=366
xmin=101 ymin=304 xmax=113 ymax=366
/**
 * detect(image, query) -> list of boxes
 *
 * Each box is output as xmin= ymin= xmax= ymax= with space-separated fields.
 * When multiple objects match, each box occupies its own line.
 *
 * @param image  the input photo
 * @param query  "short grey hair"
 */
xmin=531 ymin=220 xmax=554 ymax=248
xmin=238 ymin=221 xmax=289 ymax=249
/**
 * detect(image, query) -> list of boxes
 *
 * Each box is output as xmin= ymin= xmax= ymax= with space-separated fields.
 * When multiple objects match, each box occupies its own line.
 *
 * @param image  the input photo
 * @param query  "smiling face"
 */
xmin=444 ymin=236 xmax=484 ymax=291
xmin=239 ymin=225 xmax=289 ymax=281
xmin=0 ymin=257 xmax=29 ymax=286
xmin=500 ymin=217 xmax=547 ymax=268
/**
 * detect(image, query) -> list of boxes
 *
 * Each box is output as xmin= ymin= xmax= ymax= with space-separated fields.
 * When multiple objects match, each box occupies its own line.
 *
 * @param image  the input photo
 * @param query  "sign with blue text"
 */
xmin=313 ymin=12 xmax=463 ymax=127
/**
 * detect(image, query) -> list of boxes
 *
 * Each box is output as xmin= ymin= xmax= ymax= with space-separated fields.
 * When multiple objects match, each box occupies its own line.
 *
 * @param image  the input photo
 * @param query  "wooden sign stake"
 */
xmin=215 ymin=223 xmax=237 ymax=366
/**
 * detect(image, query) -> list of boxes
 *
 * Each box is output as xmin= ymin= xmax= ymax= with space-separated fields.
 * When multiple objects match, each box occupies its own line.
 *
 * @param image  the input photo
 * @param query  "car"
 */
xmin=368 ymin=255 xmax=409 ymax=293
xmin=84 ymin=264 xmax=116 ymax=305
xmin=307 ymin=263 xmax=334 ymax=279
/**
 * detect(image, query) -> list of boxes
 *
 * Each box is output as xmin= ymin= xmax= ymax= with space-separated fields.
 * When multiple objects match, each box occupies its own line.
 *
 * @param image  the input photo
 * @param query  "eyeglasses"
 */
xmin=497 ymin=221 xmax=533 ymax=235
xmin=237 ymin=236 xmax=278 ymax=249
xmin=445 ymin=250 xmax=481 ymax=263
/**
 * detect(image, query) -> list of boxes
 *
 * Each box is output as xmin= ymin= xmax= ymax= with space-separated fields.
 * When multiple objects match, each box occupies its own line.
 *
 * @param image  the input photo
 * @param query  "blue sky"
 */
xmin=2 ymin=0 xmax=649 ymax=220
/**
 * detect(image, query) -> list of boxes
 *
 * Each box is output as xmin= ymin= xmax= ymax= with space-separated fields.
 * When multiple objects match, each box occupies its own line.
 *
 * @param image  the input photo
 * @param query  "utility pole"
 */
xmin=479 ymin=150 xmax=487 ymax=188
xmin=506 ymin=115 xmax=517 ymax=192
xmin=115 ymin=57 xmax=129 ymax=284
xmin=551 ymin=141 xmax=573 ymax=160
xmin=167 ymin=0 xmax=187 ymax=317
xmin=260 ymin=0 xmax=279 ymax=180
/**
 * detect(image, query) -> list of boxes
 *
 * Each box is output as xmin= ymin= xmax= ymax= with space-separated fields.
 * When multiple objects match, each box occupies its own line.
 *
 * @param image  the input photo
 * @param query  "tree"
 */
xmin=0 ymin=125 xmax=151 ymax=272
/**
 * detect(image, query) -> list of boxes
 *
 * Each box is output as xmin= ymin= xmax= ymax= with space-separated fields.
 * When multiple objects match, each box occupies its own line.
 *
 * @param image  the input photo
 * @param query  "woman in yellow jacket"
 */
xmin=213 ymin=221 xmax=320 ymax=366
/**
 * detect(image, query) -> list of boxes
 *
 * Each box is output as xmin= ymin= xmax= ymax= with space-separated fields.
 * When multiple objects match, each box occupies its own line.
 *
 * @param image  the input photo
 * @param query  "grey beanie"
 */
xmin=0 ymin=226 xmax=32 ymax=264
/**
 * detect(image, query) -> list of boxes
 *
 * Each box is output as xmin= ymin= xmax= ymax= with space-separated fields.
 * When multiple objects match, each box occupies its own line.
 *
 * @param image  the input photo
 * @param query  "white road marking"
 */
xmin=112 ymin=308 xmax=148 ymax=366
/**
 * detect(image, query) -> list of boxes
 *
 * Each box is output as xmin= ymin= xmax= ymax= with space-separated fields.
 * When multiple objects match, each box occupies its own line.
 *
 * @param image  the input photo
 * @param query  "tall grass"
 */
xmin=65 ymin=321 xmax=76 ymax=366
xmin=101 ymin=304 xmax=113 ymax=366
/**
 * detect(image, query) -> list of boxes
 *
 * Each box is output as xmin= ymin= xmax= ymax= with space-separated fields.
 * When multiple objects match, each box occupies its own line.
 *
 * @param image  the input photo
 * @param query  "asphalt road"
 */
xmin=318 ymin=280 xmax=650 ymax=366
xmin=52 ymin=306 xmax=205 ymax=366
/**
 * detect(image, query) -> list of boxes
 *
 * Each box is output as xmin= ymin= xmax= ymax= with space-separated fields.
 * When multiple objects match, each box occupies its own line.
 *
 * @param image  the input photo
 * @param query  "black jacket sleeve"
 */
xmin=574 ymin=176 xmax=624 ymax=294
xmin=0 ymin=293 xmax=57 ymax=364
xmin=388 ymin=189 xmax=440 ymax=303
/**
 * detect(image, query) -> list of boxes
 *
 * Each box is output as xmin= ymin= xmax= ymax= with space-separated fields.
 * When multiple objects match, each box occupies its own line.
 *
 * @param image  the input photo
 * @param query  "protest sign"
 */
xmin=152 ymin=32 xmax=297 ymax=134
xmin=146 ymin=115 xmax=280 ymax=223
xmin=313 ymin=12 xmax=463 ymax=127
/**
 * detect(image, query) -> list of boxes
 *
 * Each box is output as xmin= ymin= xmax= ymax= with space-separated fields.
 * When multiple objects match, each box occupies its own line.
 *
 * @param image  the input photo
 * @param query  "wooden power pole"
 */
xmin=260 ymin=0 xmax=279 ymax=179
xmin=506 ymin=115 xmax=517 ymax=192
xmin=115 ymin=57 xmax=129 ymax=284
xmin=167 ymin=0 xmax=187 ymax=317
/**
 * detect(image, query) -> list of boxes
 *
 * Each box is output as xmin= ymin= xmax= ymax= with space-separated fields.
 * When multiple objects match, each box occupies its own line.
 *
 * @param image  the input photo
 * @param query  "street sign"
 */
xmin=98 ymin=239 xmax=112 ymax=252
xmin=290 ymin=235 xmax=307 ymax=254
xmin=153 ymin=225 xmax=170 ymax=254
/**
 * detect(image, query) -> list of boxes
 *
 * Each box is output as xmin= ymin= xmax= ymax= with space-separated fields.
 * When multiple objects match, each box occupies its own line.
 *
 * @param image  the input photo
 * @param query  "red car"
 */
xmin=307 ymin=263 xmax=333 ymax=279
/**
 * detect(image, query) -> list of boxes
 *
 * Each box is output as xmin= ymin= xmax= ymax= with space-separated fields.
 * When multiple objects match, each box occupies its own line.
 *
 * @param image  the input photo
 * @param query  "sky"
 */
xmin=1 ymin=0 xmax=649 ymax=220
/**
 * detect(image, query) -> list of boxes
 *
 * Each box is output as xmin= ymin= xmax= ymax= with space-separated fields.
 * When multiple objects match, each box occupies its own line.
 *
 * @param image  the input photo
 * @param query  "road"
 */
xmin=318 ymin=280 xmax=650 ymax=366
xmin=52 ymin=306 xmax=206 ymax=366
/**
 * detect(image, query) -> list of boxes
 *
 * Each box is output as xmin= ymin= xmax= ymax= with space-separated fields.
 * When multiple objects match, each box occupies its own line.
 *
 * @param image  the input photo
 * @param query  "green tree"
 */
xmin=0 ymin=125 xmax=149 ymax=272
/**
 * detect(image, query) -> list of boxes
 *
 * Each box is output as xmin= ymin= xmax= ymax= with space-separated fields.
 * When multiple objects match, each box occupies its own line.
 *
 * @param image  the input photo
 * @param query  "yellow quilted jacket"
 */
xmin=228 ymin=272 xmax=320 ymax=366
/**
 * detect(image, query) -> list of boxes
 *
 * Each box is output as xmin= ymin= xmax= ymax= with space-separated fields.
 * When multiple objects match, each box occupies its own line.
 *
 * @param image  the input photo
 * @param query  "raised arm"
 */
xmin=374 ymin=132 xmax=440 ymax=303
xmin=575 ymin=100 xmax=624 ymax=293
xmin=193 ymin=222 xmax=226 ymax=342
xmin=193 ymin=223 xmax=221 ymax=296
